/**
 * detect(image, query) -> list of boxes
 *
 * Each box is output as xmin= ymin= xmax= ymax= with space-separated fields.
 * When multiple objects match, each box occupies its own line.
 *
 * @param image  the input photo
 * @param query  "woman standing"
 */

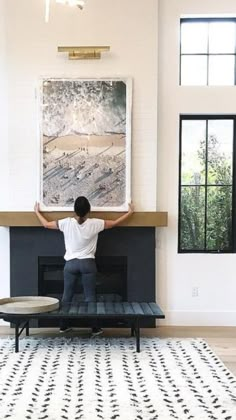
xmin=34 ymin=196 xmax=134 ymax=335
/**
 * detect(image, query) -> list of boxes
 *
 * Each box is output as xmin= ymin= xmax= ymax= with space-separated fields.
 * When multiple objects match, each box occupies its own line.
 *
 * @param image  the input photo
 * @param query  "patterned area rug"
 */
xmin=0 ymin=337 xmax=236 ymax=420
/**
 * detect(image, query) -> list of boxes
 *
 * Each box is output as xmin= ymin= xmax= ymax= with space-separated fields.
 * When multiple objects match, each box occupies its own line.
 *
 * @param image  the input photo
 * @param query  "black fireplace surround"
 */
xmin=10 ymin=227 xmax=156 ymax=327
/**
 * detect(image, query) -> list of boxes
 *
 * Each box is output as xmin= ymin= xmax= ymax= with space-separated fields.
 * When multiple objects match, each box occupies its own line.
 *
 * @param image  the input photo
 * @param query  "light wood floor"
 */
xmin=1 ymin=325 xmax=236 ymax=375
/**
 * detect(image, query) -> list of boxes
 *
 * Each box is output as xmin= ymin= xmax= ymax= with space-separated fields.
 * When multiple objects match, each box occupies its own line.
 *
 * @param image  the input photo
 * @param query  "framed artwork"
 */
xmin=38 ymin=78 xmax=132 ymax=211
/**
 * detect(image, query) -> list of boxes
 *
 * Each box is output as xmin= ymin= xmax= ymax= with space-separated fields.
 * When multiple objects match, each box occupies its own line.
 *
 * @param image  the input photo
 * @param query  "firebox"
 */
xmin=38 ymin=256 xmax=127 ymax=302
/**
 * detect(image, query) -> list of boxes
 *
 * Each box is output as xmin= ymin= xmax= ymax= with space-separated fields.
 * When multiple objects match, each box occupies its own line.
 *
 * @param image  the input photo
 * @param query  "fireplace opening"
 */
xmin=38 ymin=256 xmax=127 ymax=302
xmin=38 ymin=256 xmax=127 ymax=327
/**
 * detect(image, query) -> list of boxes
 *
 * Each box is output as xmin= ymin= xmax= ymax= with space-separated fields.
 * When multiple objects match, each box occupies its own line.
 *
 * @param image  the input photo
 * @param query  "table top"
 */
xmin=0 ymin=296 xmax=59 ymax=314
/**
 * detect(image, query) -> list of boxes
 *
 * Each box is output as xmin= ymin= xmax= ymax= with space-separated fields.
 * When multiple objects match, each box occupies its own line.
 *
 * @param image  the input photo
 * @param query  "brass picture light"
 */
xmin=58 ymin=46 xmax=110 ymax=60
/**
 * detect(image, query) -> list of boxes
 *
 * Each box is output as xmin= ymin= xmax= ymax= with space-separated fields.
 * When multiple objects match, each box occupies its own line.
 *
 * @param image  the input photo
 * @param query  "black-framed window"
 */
xmin=180 ymin=18 xmax=236 ymax=85
xmin=179 ymin=115 xmax=236 ymax=253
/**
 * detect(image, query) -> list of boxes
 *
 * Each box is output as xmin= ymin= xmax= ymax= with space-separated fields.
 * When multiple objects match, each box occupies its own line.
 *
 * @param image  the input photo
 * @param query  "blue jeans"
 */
xmin=62 ymin=258 xmax=97 ymax=304
xmin=60 ymin=258 xmax=97 ymax=330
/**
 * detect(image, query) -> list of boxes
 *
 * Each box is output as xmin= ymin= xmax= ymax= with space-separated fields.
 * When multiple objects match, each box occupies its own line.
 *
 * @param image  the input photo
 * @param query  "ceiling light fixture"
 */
xmin=45 ymin=0 xmax=86 ymax=23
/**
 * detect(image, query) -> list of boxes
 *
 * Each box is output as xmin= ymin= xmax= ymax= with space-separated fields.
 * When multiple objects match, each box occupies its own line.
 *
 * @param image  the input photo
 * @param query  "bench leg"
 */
xmin=15 ymin=324 xmax=19 ymax=353
xmin=135 ymin=319 xmax=140 ymax=353
xmin=14 ymin=320 xmax=29 ymax=353
xmin=131 ymin=324 xmax=135 ymax=337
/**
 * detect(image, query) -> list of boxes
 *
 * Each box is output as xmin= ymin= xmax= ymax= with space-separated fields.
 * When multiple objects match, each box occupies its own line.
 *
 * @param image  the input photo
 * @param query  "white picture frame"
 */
xmin=38 ymin=77 xmax=132 ymax=211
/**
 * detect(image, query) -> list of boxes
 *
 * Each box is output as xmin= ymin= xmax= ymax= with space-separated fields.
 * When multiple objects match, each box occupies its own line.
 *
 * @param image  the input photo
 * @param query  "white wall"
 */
xmin=2 ymin=0 xmax=236 ymax=327
xmin=0 ymin=0 xmax=10 ymax=324
xmin=0 ymin=0 xmax=9 ymax=208
xmin=0 ymin=0 xmax=158 ymax=317
xmin=157 ymin=0 xmax=236 ymax=325
xmin=3 ymin=0 xmax=158 ymax=211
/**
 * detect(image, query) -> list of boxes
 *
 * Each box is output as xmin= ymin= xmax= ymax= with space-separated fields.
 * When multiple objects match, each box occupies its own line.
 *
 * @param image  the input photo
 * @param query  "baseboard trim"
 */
xmin=158 ymin=310 xmax=236 ymax=327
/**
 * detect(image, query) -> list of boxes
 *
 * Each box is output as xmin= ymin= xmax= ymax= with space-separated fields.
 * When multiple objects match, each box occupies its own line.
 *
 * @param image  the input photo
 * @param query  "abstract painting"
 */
xmin=39 ymin=78 xmax=132 ymax=211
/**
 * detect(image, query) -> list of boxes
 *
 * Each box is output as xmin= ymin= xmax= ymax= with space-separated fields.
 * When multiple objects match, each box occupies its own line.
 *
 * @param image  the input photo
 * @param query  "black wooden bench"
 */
xmin=0 ymin=301 xmax=165 ymax=353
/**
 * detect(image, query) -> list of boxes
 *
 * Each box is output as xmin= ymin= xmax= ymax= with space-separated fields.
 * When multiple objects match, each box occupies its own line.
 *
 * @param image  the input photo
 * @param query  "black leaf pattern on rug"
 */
xmin=0 ymin=337 xmax=236 ymax=420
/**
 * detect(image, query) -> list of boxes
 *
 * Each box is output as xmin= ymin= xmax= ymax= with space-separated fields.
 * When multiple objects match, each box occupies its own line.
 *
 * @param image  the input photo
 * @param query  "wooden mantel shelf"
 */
xmin=0 ymin=212 xmax=168 ymax=227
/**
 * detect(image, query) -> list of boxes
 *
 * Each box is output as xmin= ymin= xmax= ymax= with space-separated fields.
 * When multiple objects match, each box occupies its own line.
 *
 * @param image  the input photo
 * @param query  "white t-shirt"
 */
xmin=58 ymin=217 xmax=105 ymax=260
